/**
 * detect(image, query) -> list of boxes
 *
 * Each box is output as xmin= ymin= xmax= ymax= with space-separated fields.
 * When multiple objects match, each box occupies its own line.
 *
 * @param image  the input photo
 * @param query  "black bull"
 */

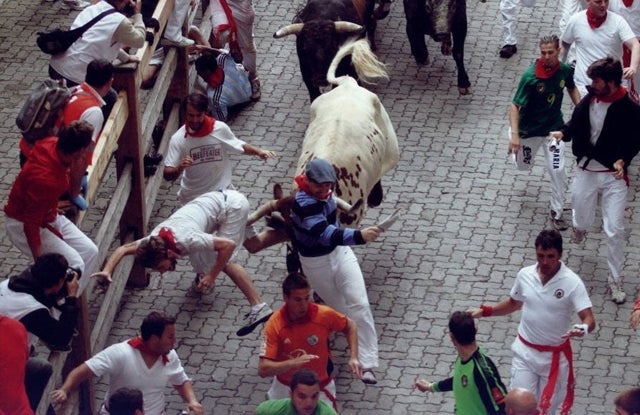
xmin=403 ymin=0 xmax=471 ymax=94
xmin=274 ymin=0 xmax=388 ymax=102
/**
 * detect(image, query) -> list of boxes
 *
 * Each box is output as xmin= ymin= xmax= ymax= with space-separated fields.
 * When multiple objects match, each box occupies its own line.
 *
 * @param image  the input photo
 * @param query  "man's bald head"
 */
xmin=505 ymin=388 xmax=537 ymax=415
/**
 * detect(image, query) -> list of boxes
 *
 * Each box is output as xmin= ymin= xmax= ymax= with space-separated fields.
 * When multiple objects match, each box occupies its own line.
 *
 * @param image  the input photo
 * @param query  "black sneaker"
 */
xmin=499 ymin=44 xmax=517 ymax=59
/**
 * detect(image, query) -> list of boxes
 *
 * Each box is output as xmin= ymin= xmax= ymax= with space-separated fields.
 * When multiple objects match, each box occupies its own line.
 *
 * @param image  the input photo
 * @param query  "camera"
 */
xmin=66 ymin=268 xmax=76 ymax=282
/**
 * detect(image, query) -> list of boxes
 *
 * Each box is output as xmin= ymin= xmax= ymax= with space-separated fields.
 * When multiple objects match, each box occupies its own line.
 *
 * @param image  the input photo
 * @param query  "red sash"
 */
xmin=518 ymin=334 xmax=574 ymax=415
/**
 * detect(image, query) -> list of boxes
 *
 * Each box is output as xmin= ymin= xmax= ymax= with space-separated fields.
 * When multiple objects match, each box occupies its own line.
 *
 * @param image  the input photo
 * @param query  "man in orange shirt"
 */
xmin=258 ymin=272 xmax=362 ymax=410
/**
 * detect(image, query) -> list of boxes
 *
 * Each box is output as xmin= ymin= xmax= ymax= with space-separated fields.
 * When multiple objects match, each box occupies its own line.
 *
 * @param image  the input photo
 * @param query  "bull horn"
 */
xmin=247 ymin=200 xmax=280 ymax=226
xmin=334 ymin=22 xmax=364 ymax=33
xmin=335 ymin=197 xmax=364 ymax=214
xmin=274 ymin=23 xmax=304 ymax=38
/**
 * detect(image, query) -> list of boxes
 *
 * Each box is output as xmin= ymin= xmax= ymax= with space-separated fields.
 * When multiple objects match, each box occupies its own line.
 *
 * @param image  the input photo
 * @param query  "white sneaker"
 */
xmin=63 ymin=0 xmax=89 ymax=10
xmin=608 ymin=277 xmax=626 ymax=304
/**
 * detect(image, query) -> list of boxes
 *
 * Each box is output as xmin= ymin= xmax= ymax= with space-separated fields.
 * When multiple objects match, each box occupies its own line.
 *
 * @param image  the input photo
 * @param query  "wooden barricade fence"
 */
xmin=36 ymin=2 xmax=212 ymax=414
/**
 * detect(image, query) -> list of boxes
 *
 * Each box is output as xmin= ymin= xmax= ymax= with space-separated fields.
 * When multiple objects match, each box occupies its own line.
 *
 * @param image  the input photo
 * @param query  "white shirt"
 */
xmin=510 ymin=262 xmax=592 ymax=346
xmin=165 ymin=120 xmax=246 ymax=204
xmin=86 ymin=340 xmax=190 ymax=415
xmin=561 ymin=10 xmax=636 ymax=89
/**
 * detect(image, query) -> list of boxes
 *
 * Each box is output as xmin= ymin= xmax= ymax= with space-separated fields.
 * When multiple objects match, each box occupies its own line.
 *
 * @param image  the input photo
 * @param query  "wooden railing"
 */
xmin=37 ymin=2 xmax=211 ymax=414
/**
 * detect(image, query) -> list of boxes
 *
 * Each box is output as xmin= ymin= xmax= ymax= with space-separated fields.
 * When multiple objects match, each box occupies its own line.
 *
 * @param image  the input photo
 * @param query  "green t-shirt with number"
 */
xmin=512 ymin=61 xmax=576 ymax=138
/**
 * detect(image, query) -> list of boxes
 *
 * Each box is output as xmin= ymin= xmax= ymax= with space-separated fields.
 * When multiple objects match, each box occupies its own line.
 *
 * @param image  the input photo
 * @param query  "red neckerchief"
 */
xmin=622 ymin=0 xmax=633 ymax=7
xmin=185 ymin=115 xmax=215 ymax=138
xmin=206 ymin=67 xmax=225 ymax=88
xmin=592 ymin=86 xmax=627 ymax=103
xmin=127 ymin=337 xmax=169 ymax=365
xmin=158 ymin=227 xmax=181 ymax=255
xmin=586 ymin=8 xmax=607 ymax=29
xmin=534 ymin=58 xmax=560 ymax=79
xmin=294 ymin=174 xmax=333 ymax=200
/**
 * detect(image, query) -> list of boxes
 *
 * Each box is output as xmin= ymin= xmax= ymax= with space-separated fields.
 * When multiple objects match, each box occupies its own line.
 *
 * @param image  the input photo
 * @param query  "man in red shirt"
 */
xmin=258 ymin=272 xmax=362 ymax=410
xmin=5 ymin=120 xmax=99 ymax=295
xmin=0 ymin=315 xmax=33 ymax=415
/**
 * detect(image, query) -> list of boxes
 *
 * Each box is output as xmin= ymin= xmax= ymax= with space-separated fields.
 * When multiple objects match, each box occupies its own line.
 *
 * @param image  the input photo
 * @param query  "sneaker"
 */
xmin=570 ymin=228 xmax=587 ymax=244
xmin=362 ymin=369 xmax=378 ymax=385
xmin=161 ymin=37 xmax=195 ymax=48
xmin=250 ymin=78 xmax=261 ymax=101
xmin=499 ymin=44 xmax=517 ymax=59
xmin=236 ymin=304 xmax=273 ymax=336
xmin=550 ymin=211 xmax=569 ymax=231
xmin=63 ymin=0 xmax=89 ymax=9
xmin=608 ymin=277 xmax=626 ymax=304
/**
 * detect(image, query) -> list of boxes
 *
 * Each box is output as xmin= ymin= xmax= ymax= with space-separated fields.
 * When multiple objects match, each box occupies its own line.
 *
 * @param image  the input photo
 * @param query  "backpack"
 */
xmin=36 ymin=9 xmax=117 ymax=55
xmin=16 ymin=79 xmax=72 ymax=144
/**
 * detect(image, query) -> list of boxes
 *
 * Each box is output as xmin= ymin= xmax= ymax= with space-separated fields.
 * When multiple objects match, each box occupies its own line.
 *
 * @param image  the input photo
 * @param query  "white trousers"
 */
xmin=210 ymin=0 xmax=257 ymax=77
xmin=300 ymin=246 xmax=379 ymax=369
xmin=165 ymin=0 xmax=192 ymax=41
xmin=511 ymin=337 xmax=570 ymax=415
xmin=189 ymin=191 xmax=249 ymax=273
xmin=500 ymin=0 xmax=520 ymax=46
xmin=512 ymin=133 xmax=567 ymax=218
xmin=5 ymin=216 xmax=99 ymax=295
xmin=571 ymin=168 xmax=627 ymax=279
xmin=267 ymin=376 xmax=336 ymax=406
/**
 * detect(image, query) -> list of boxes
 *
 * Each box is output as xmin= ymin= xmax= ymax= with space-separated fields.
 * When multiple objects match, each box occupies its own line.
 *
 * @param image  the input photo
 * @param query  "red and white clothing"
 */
xmin=561 ymin=10 xmax=636 ymax=95
xmin=260 ymin=303 xmax=347 ymax=405
xmin=165 ymin=116 xmax=246 ymax=205
xmin=609 ymin=0 xmax=640 ymax=102
xmin=509 ymin=262 xmax=592 ymax=415
xmin=210 ymin=0 xmax=258 ymax=77
xmin=4 ymin=138 xmax=98 ymax=294
xmin=63 ymin=82 xmax=105 ymax=145
xmin=0 ymin=316 xmax=33 ymax=415
xmin=143 ymin=190 xmax=249 ymax=270
xmin=85 ymin=340 xmax=190 ymax=415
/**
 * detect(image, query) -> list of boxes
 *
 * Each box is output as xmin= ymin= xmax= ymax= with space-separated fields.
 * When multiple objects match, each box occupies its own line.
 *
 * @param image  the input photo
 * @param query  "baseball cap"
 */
xmin=306 ymin=158 xmax=336 ymax=183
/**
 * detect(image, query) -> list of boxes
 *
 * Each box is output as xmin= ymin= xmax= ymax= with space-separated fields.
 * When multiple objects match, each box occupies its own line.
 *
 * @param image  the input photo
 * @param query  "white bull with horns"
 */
xmin=245 ymin=39 xmax=398 ymax=252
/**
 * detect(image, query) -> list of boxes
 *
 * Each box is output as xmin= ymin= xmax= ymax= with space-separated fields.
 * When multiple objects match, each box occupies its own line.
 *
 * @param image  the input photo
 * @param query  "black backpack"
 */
xmin=36 ymin=9 xmax=117 ymax=55
xmin=16 ymin=79 xmax=72 ymax=144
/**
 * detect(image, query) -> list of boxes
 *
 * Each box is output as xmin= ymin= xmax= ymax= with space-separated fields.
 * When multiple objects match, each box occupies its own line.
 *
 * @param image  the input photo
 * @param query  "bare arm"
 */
xmin=258 ymin=355 xmax=320 ymax=378
xmin=197 ymin=237 xmax=236 ymax=289
xmin=467 ymin=296 xmax=523 ymax=318
xmin=242 ymin=143 xmax=277 ymax=161
xmin=631 ymin=291 xmax=640 ymax=330
xmin=50 ymin=363 xmax=95 ymax=404
xmin=342 ymin=317 xmax=362 ymax=379
xmin=623 ymin=37 xmax=640 ymax=79
xmin=566 ymin=86 xmax=581 ymax=106
xmin=174 ymin=381 xmax=204 ymax=415
xmin=163 ymin=156 xmax=193 ymax=181
xmin=560 ymin=41 xmax=571 ymax=63
xmin=91 ymin=241 xmax=139 ymax=282
xmin=508 ymin=103 xmax=521 ymax=154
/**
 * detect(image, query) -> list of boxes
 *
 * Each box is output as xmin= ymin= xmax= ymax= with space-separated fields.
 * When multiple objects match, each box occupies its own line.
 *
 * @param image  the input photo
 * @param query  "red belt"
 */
xmin=518 ymin=334 xmax=574 ymax=415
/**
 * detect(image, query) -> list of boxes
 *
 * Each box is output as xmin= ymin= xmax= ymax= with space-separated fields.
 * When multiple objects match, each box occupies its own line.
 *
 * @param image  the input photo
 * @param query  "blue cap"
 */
xmin=306 ymin=158 xmax=336 ymax=183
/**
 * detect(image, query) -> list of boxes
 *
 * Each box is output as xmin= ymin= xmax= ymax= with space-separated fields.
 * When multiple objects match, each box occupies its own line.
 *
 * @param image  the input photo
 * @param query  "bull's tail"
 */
xmin=327 ymin=37 xmax=388 ymax=86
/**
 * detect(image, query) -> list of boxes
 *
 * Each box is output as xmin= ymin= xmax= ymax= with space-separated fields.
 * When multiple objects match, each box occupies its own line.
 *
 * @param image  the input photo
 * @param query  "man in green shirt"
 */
xmin=415 ymin=311 xmax=507 ymax=415
xmin=507 ymin=35 xmax=581 ymax=231
xmin=256 ymin=369 xmax=337 ymax=415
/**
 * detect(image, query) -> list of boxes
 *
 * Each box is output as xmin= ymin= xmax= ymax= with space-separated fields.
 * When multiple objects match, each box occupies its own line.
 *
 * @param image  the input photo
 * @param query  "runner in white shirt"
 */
xmin=469 ymin=229 xmax=596 ymax=415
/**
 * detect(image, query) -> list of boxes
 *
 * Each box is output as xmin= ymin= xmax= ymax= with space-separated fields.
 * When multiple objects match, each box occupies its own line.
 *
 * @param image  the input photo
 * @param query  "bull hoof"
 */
xmin=458 ymin=86 xmax=472 ymax=95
